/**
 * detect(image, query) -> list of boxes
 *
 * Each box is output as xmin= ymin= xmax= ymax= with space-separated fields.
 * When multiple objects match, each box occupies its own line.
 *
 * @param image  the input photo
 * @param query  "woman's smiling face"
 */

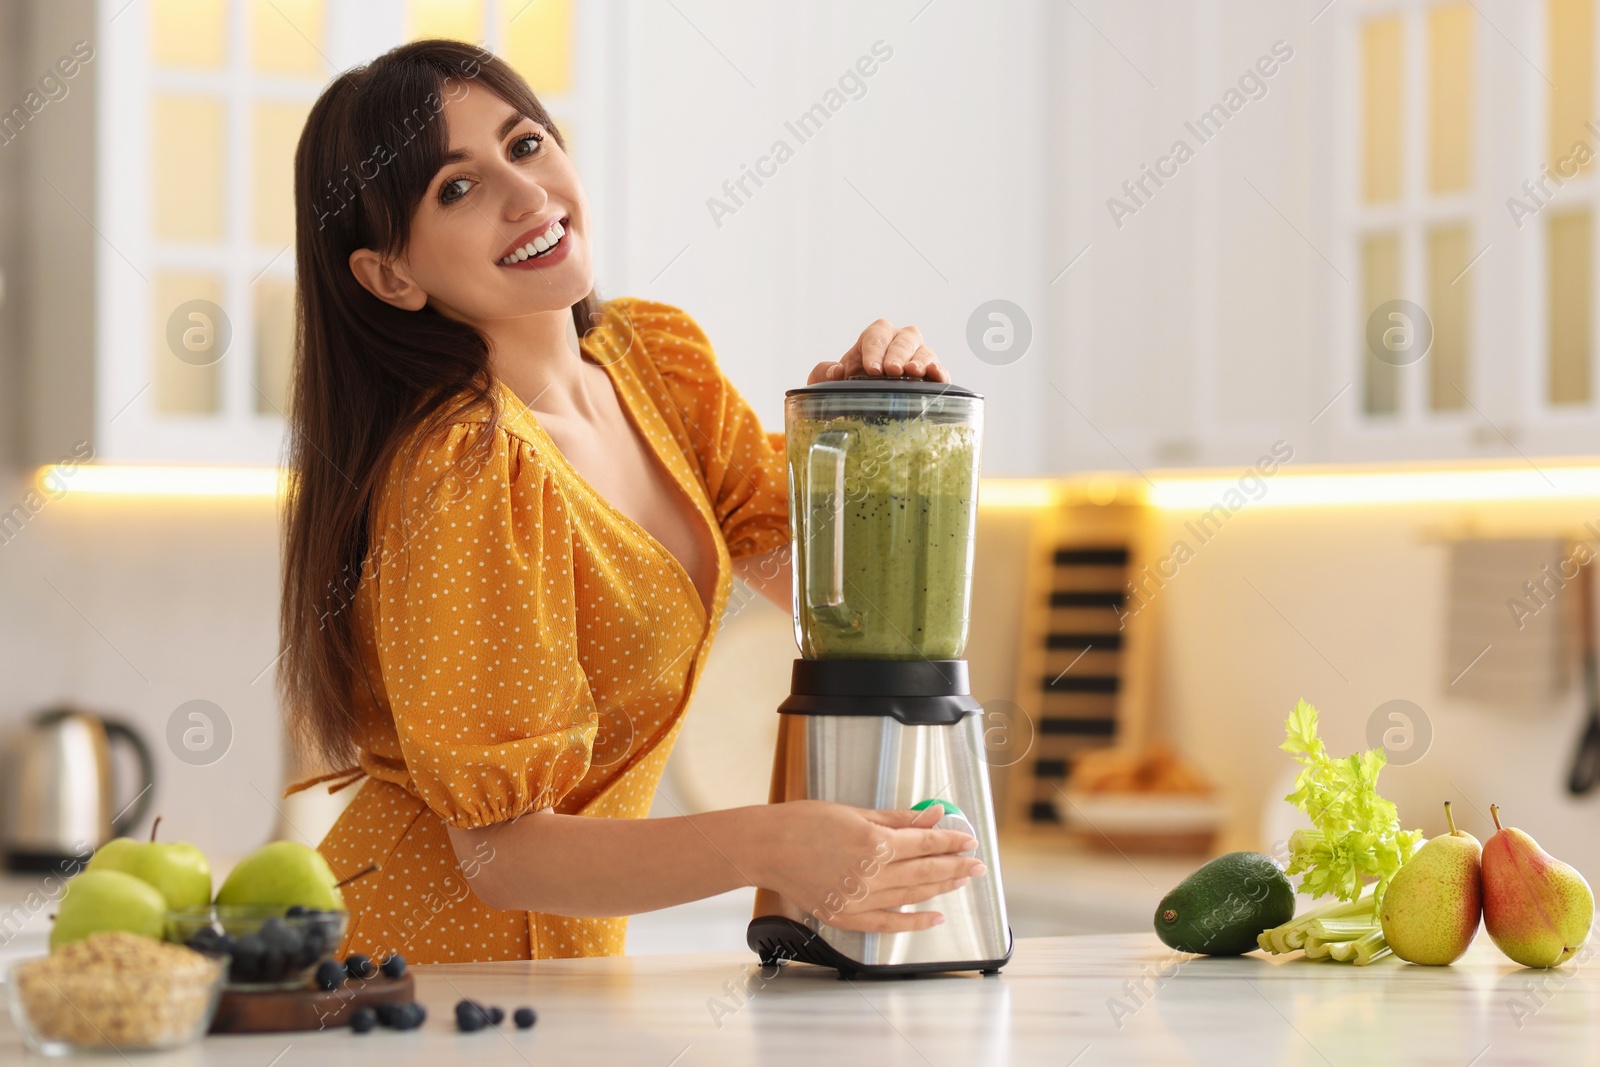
xmin=350 ymin=84 xmax=593 ymax=324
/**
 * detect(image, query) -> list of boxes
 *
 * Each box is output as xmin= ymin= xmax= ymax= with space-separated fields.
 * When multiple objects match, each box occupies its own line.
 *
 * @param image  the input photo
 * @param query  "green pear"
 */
xmin=216 ymin=841 xmax=346 ymax=912
xmin=1482 ymin=804 xmax=1594 ymax=968
xmin=1380 ymin=801 xmax=1482 ymax=966
xmin=86 ymin=817 xmax=212 ymax=911
xmin=49 ymin=870 xmax=168 ymax=950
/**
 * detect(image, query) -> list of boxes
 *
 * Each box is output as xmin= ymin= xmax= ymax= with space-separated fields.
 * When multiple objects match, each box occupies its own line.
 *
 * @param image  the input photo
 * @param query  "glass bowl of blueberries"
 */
xmin=165 ymin=904 xmax=348 ymax=991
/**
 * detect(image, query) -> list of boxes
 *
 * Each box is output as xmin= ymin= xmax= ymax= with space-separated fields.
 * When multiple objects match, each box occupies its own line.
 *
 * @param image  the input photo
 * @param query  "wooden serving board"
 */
xmin=208 ymin=974 xmax=415 ymax=1034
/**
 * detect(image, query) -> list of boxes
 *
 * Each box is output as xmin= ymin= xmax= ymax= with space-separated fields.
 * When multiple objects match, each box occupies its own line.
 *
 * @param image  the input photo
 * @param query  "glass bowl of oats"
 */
xmin=7 ymin=930 xmax=226 ymax=1054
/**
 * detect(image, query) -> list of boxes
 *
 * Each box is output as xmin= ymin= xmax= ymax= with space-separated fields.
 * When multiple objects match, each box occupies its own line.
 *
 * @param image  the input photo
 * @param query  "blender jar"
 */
xmin=784 ymin=378 xmax=984 ymax=660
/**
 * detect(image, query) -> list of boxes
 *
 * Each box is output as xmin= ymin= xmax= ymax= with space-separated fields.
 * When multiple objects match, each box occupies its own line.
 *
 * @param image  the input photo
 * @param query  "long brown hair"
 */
xmin=278 ymin=39 xmax=603 ymax=770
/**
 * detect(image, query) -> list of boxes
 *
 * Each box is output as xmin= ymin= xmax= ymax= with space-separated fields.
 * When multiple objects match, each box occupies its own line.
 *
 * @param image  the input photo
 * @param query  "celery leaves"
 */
xmin=1279 ymin=699 xmax=1422 ymax=915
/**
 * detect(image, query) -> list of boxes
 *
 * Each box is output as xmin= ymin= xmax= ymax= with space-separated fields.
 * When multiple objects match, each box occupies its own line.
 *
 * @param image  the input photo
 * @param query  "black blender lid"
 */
xmin=786 ymin=375 xmax=982 ymax=400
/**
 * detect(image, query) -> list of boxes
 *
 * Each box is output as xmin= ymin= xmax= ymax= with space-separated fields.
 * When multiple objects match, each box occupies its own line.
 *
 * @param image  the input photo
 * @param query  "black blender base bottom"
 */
xmin=747 ymin=916 xmax=1013 ymax=979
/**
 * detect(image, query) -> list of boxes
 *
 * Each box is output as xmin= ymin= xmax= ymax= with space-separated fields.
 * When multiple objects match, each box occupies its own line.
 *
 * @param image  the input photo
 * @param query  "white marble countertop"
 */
xmin=4 ymin=931 xmax=1592 ymax=1064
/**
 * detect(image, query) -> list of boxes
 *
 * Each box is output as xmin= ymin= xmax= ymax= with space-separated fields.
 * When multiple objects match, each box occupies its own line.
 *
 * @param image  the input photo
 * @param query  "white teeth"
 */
xmin=500 ymin=219 xmax=567 ymax=265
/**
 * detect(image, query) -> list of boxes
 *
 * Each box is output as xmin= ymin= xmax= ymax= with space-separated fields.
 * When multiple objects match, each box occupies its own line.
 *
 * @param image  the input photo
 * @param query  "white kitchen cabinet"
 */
xmin=29 ymin=0 xmax=1592 ymax=474
xmin=20 ymin=0 xmax=619 ymax=467
xmin=1049 ymin=0 xmax=1600 ymax=473
xmin=602 ymin=0 xmax=1052 ymax=475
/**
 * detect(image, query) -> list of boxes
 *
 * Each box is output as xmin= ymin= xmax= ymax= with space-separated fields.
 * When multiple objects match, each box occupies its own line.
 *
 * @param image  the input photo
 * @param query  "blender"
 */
xmin=745 ymin=377 xmax=1013 ymax=978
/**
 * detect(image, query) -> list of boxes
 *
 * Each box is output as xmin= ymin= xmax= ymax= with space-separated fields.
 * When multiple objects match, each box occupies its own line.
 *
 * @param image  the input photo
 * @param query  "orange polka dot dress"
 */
xmin=283 ymin=298 xmax=790 ymax=963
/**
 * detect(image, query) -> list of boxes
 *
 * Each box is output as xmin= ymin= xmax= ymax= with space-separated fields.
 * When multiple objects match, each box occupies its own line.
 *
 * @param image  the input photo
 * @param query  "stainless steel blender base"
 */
xmin=747 ymin=660 xmax=1013 ymax=978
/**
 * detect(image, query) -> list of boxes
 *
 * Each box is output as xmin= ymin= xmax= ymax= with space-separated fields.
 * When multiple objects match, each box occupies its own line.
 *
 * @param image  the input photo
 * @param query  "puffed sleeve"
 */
xmin=613 ymin=298 xmax=790 ymax=560
xmin=367 ymin=419 xmax=597 ymax=829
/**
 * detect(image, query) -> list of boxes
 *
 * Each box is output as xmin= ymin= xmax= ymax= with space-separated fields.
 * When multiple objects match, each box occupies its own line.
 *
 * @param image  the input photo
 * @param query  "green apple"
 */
xmin=216 ymin=841 xmax=346 ymax=912
xmin=50 ymin=870 xmax=168 ymax=950
xmin=87 ymin=836 xmax=212 ymax=911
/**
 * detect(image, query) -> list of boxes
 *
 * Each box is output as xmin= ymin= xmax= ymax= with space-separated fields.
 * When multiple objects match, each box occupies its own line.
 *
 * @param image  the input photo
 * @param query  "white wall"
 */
xmin=1155 ymin=494 xmax=1600 ymax=879
xmin=0 ymin=472 xmax=285 ymax=861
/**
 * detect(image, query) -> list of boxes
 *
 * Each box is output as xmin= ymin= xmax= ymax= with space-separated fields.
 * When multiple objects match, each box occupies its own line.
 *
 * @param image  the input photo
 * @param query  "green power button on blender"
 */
xmin=911 ymin=799 xmax=965 ymax=817
xmin=912 ymin=800 xmax=978 ymax=858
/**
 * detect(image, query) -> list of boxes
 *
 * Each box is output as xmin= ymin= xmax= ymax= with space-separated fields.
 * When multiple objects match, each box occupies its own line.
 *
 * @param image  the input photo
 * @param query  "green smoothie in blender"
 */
xmin=785 ymin=386 xmax=981 ymax=661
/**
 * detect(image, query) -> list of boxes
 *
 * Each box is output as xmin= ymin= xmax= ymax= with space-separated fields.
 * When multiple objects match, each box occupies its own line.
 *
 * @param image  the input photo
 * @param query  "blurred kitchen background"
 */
xmin=2 ymin=0 xmax=1599 ymax=955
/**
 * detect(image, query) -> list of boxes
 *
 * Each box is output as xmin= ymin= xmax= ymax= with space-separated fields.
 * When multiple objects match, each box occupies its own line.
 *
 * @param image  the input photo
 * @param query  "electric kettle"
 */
xmin=0 ymin=705 xmax=155 ymax=872
xmin=747 ymin=377 xmax=1013 ymax=978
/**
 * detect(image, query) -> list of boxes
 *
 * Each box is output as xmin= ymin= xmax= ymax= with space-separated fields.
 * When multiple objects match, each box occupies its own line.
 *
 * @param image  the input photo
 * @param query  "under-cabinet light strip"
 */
xmin=35 ymin=464 xmax=283 ymax=497
xmin=36 ymin=464 xmax=1600 ymax=507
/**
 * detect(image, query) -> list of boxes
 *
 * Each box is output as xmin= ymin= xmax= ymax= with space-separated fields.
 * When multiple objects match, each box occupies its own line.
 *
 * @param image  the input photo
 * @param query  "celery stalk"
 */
xmin=1256 ymin=884 xmax=1379 ymax=957
xmin=1328 ymin=938 xmax=1359 ymax=963
xmin=1306 ymin=917 xmax=1377 ymax=941
xmin=1302 ymin=935 xmax=1334 ymax=960
xmin=1350 ymin=930 xmax=1390 ymax=966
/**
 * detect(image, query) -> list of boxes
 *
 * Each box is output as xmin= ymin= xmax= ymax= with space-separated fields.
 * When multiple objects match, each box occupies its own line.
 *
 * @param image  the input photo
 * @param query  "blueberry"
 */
xmin=350 ymin=1006 xmax=377 ymax=1033
xmin=344 ymin=954 xmax=375 ymax=980
xmin=455 ymin=999 xmax=489 ymax=1032
xmin=285 ymin=904 xmax=308 ymax=918
xmin=486 ymin=1005 xmax=504 ymax=1026
xmin=314 ymin=959 xmax=344 ymax=991
xmin=513 ymin=1007 xmax=537 ymax=1029
xmin=185 ymin=927 xmax=225 ymax=955
xmin=261 ymin=918 xmax=302 ymax=957
xmin=380 ymin=953 xmax=407 ymax=979
xmin=374 ymin=1001 xmax=401 ymax=1027
xmin=231 ymin=933 xmax=264 ymax=980
xmin=408 ymin=1003 xmax=427 ymax=1027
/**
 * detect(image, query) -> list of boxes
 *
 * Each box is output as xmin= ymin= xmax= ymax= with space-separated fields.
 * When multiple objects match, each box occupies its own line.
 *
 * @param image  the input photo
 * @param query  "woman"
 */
xmin=278 ymin=39 xmax=982 ymax=964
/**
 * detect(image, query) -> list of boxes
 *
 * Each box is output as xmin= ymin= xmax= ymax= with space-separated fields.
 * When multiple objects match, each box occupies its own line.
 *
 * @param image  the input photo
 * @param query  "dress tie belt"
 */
xmin=282 ymin=764 xmax=368 ymax=798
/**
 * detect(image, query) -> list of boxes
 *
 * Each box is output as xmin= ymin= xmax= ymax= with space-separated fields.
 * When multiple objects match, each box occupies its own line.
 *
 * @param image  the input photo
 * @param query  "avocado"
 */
xmin=1154 ymin=851 xmax=1295 ymax=956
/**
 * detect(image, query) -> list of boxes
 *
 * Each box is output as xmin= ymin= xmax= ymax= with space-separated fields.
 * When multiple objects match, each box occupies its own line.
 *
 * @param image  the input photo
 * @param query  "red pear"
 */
xmin=1481 ymin=805 xmax=1594 ymax=968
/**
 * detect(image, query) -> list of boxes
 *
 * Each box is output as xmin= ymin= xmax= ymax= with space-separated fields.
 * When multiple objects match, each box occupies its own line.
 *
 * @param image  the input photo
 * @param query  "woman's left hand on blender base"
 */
xmin=807 ymin=319 xmax=950 ymax=384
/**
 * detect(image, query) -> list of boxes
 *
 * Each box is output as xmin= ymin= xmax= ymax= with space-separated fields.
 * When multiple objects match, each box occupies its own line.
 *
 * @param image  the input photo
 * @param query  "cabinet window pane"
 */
xmin=1428 ymin=4 xmax=1473 ymax=194
xmin=253 ymin=102 xmax=310 ymax=246
xmin=1549 ymin=210 xmax=1593 ymax=405
xmin=252 ymin=0 xmax=326 ymax=76
xmin=1549 ymin=0 xmax=1595 ymax=174
xmin=1363 ymin=232 xmax=1403 ymax=415
xmin=153 ymin=96 xmax=227 ymax=243
xmin=407 ymin=0 xmax=487 ymax=43
xmin=152 ymin=0 xmax=228 ymax=69
xmin=153 ymin=273 xmax=224 ymax=415
xmin=1427 ymin=225 xmax=1471 ymax=411
xmin=1363 ymin=16 xmax=1405 ymax=204
xmin=254 ymin=278 xmax=296 ymax=415
xmin=505 ymin=0 xmax=573 ymax=96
